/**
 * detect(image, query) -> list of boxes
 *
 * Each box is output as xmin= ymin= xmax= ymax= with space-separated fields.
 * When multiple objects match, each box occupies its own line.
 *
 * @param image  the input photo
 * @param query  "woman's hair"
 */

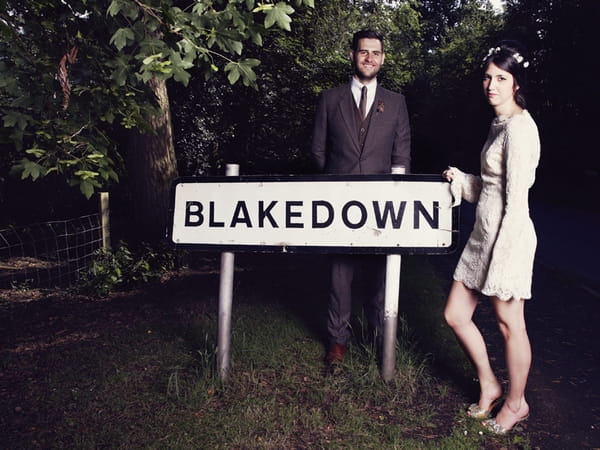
xmin=483 ymin=40 xmax=530 ymax=108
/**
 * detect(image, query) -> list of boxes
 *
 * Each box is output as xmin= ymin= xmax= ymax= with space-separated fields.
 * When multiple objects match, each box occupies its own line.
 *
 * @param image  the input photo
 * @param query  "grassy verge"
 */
xmin=0 ymin=254 xmax=531 ymax=449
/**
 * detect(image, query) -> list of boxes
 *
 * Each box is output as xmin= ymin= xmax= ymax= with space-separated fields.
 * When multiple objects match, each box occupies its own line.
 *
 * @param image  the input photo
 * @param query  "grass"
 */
xmin=0 ymin=254 xmax=532 ymax=449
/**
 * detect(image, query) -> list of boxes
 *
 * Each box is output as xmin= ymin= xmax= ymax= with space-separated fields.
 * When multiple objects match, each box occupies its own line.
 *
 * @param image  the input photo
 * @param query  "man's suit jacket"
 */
xmin=310 ymin=82 xmax=411 ymax=175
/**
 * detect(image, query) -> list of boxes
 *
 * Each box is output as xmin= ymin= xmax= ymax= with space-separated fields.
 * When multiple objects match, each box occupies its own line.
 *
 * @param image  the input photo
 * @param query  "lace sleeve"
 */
xmin=447 ymin=166 xmax=483 ymax=206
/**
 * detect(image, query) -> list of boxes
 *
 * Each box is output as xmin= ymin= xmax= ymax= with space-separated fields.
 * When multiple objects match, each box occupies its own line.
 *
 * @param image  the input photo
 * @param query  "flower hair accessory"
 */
xmin=483 ymin=46 xmax=530 ymax=68
xmin=484 ymin=46 xmax=501 ymax=60
xmin=512 ymin=52 xmax=530 ymax=68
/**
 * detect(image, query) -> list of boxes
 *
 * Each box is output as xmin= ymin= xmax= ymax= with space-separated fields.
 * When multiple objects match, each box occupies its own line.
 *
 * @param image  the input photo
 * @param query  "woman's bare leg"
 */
xmin=490 ymin=297 xmax=531 ymax=429
xmin=445 ymin=281 xmax=502 ymax=411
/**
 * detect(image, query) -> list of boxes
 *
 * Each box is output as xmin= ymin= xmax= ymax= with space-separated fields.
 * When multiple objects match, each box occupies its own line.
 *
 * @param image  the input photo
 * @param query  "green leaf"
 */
xmin=142 ymin=53 xmax=163 ymax=65
xmin=172 ymin=66 xmax=191 ymax=86
xmin=107 ymin=0 xmax=139 ymax=20
xmin=225 ymin=58 xmax=260 ymax=87
xmin=110 ymin=28 xmax=135 ymax=51
xmin=177 ymin=40 xmax=198 ymax=67
xmin=74 ymin=170 xmax=100 ymax=180
xmin=264 ymin=2 xmax=294 ymax=30
xmin=101 ymin=110 xmax=116 ymax=123
xmin=213 ymin=29 xmax=246 ymax=55
xmin=252 ymin=3 xmax=274 ymax=13
xmin=228 ymin=39 xmax=244 ymax=55
xmin=2 ymin=111 xmax=31 ymax=131
xmin=241 ymin=58 xmax=261 ymax=69
xmin=139 ymin=71 xmax=153 ymax=83
xmin=59 ymin=159 xmax=79 ymax=167
xmin=106 ymin=0 xmax=122 ymax=17
xmin=86 ymin=153 xmax=106 ymax=161
xmin=249 ymin=30 xmax=263 ymax=46
xmin=21 ymin=160 xmax=43 ymax=181
xmin=98 ymin=166 xmax=120 ymax=182
xmin=225 ymin=62 xmax=241 ymax=84
xmin=25 ymin=148 xmax=47 ymax=158
xmin=108 ymin=55 xmax=132 ymax=86
xmin=80 ymin=179 xmax=95 ymax=199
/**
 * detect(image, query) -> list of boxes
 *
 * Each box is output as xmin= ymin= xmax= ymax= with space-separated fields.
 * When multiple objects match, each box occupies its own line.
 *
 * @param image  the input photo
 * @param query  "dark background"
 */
xmin=1 ymin=0 xmax=598 ymax=234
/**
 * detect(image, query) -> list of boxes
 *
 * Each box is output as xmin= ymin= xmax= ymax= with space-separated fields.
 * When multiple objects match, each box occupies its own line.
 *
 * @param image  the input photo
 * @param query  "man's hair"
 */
xmin=351 ymin=30 xmax=384 ymax=53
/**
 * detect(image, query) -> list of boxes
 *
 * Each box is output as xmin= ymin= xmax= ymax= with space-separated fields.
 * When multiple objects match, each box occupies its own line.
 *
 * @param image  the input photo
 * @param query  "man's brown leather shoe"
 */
xmin=326 ymin=343 xmax=347 ymax=364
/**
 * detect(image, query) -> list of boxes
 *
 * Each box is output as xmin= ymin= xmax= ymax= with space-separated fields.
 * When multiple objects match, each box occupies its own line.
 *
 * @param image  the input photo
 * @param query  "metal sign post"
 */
xmin=216 ymin=164 xmax=239 ymax=380
xmin=382 ymin=253 xmax=401 ymax=381
xmin=381 ymin=166 xmax=405 ymax=382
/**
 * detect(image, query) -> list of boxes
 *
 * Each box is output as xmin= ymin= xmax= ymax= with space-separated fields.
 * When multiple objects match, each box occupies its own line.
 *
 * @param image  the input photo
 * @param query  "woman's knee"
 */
xmin=444 ymin=303 xmax=469 ymax=329
xmin=493 ymin=298 xmax=527 ymax=337
xmin=444 ymin=282 xmax=477 ymax=329
xmin=496 ymin=316 xmax=528 ymax=341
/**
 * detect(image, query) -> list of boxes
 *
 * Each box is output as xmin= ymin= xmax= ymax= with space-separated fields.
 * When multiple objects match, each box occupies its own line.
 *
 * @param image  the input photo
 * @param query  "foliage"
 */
xmin=0 ymin=1 xmax=134 ymax=198
xmin=105 ymin=0 xmax=313 ymax=88
xmin=0 ymin=0 xmax=313 ymax=198
xmin=77 ymin=241 xmax=178 ymax=296
xmin=170 ymin=0 xmax=425 ymax=176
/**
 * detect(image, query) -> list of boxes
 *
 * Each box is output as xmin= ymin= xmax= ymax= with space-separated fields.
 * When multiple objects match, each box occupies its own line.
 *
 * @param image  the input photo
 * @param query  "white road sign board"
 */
xmin=168 ymin=174 xmax=458 ymax=254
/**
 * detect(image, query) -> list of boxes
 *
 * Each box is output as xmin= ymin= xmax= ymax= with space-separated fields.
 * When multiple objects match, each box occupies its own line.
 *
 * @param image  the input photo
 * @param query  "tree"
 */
xmin=503 ymin=0 xmax=599 ymax=205
xmin=0 ymin=0 xmax=313 ymax=238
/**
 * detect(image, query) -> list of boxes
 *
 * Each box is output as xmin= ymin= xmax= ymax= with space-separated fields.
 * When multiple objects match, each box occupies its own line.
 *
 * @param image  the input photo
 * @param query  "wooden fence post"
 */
xmin=100 ymin=192 xmax=111 ymax=251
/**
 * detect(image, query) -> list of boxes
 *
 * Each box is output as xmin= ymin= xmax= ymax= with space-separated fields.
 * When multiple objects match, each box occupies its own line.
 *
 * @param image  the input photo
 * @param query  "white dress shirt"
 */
xmin=351 ymin=78 xmax=377 ymax=115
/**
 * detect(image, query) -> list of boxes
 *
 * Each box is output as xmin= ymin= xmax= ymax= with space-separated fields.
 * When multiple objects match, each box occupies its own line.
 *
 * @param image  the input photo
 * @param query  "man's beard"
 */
xmin=354 ymin=64 xmax=379 ymax=82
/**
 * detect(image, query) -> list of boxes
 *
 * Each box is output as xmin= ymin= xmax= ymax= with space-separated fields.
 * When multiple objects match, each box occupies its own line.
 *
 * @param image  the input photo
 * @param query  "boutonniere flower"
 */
xmin=376 ymin=100 xmax=384 ymax=113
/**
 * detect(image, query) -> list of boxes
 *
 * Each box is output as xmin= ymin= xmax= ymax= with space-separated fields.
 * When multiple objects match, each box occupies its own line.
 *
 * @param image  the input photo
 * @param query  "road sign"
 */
xmin=168 ymin=174 xmax=458 ymax=254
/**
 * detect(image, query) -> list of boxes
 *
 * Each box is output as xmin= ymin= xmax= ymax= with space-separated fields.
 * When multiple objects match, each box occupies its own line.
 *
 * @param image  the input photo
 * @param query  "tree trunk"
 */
xmin=127 ymin=77 xmax=179 ymax=242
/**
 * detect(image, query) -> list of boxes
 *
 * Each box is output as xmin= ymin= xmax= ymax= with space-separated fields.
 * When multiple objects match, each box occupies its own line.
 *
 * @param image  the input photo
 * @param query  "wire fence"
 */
xmin=0 ymin=214 xmax=104 ymax=289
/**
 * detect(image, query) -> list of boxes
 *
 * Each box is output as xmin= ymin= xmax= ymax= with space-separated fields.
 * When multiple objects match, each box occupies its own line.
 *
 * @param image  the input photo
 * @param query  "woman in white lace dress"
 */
xmin=442 ymin=41 xmax=540 ymax=435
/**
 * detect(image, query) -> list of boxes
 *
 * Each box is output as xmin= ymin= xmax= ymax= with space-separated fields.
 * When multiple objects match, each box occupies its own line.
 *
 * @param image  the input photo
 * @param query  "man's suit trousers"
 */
xmin=327 ymin=253 xmax=386 ymax=346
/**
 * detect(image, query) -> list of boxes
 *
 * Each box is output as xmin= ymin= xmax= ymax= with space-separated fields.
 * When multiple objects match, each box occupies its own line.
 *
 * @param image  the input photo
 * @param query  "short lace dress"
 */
xmin=449 ymin=110 xmax=541 ymax=300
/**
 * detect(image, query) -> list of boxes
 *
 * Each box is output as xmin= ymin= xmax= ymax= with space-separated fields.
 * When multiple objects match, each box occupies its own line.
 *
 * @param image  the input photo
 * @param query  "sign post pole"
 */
xmin=382 ymin=253 xmax=401 ymax=381
xmin=217 ymin=164 xmax=239 ymax=380
xmin=381 ymin=166 xmax=405 ymax=382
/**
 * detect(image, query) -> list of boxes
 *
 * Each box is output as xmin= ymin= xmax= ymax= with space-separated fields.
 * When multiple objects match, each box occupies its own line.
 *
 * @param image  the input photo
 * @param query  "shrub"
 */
xmin=77 ymin=241 xmax=179 ymax=296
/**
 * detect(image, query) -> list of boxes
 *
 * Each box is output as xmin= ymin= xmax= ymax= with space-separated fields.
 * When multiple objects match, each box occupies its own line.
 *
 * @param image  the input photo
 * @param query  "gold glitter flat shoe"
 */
xmin=466 ymin=398 xmax=501 ymax=419
xmin=481 ymin=414 xmax=529 ymax=435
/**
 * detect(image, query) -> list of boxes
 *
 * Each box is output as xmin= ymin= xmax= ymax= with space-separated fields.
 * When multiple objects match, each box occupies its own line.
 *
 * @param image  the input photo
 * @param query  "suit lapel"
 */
xmin=337 ymin=85 xmax=360 ymax=152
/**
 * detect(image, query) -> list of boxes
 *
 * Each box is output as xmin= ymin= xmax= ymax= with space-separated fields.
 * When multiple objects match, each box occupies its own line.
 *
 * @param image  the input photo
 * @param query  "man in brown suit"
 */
xmin=310 ymin=29 xmax=411 ymax=364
